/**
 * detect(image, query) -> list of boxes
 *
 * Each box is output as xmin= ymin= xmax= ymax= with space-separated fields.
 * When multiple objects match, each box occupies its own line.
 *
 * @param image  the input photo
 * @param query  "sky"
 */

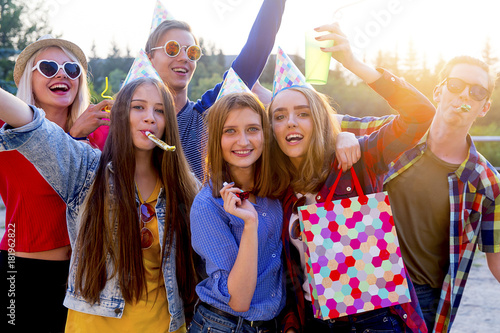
xmin=45 ymin=0 xmax=500 ymax=71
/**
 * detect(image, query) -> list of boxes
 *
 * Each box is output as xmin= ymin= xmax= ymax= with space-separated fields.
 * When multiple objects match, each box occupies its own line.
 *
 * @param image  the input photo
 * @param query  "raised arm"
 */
xmin=232 ymin=0 xmax=286 ymax=87
xmin=315 ymin=22 xmax=381 ymax=84
xmin=0 ymin=87 xmax=33 ymax=127
xmin=361 ymin=70 xmax=435 ymax=173
xmin=316 ymin=23 xmax=434 ymax=173
xmin=194 ymin=0 xmax=286 ymax=112
xmin=0 ymin=88 xmax=99 ymax=207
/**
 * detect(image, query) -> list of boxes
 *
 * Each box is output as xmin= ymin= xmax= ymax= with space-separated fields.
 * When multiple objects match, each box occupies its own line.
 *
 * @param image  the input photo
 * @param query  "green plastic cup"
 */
xmin=305 ymin=30 xmax=334 ymax=85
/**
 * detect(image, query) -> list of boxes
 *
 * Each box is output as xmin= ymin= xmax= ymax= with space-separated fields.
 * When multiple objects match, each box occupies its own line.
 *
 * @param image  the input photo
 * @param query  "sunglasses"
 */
xmin=140 ymin=203 xmax=156 ymax=249
xmin=32 ymin=60 xmax=82 ymax=80
xmin=290 ymin=196 xmax=307 ymax=241
xmin=443 ymin=77 xmax=490 ymax=101
xmin=150 ymin=40 xmax=202 ymax=62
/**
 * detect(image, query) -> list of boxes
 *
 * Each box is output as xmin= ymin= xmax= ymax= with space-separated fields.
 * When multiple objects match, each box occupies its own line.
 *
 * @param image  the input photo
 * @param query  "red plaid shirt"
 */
xmin=342 ymin=113 xmax=500 ymax=332
xmin=281 ymin=69 xmax=434 ymax=333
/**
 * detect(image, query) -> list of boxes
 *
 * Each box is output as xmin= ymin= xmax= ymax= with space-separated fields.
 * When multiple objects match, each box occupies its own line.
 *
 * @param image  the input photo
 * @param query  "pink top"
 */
xmin=88 ymin=125 xmax=109 ymax=150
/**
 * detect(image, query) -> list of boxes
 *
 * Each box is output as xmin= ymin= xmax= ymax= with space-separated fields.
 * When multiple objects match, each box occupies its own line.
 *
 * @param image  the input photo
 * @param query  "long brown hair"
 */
xmin=268 ymin=87 xmax=340 ymax=195
xmin=74 ymin=78 xmax=199 ymax=306
xmin=204 ymin=92 xmax=275 ymax=198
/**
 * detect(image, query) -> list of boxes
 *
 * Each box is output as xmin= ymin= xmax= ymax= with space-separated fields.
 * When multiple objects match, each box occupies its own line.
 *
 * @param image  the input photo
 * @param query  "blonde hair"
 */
xmin=16 ymin=45 xmax=90 ymax=131
xmin=268 ymin=87 xmax=341 ymax=195
xmin=204 ymin=92 xmax=275 ymax=198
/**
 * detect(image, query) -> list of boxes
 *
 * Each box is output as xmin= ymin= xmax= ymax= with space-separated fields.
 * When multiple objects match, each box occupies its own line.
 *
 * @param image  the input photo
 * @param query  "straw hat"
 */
xmin=13 ymin=34 xmax=88 ymax=86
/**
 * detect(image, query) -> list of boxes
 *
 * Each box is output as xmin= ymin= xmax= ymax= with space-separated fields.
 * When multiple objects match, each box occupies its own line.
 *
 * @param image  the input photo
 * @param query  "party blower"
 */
xmin=145 ymin=131 xmax=176 ymax=152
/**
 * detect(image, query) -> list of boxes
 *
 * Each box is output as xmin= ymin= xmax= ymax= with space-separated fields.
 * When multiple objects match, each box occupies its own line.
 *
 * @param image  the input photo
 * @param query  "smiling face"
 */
xmin=271 ymin=89 xmax=314 ymax=169
xmin=129 ymin=83 xmax=166 ymax=151
xmin=434 ymin=63 xmax=491 ymax=130
xmin=148 ymin=28 xmax=197 ymax=93
xmin=221 ymin=107 xmax=264 ymax=174
xmin=31 ymin=47 xmax=79 ymax=113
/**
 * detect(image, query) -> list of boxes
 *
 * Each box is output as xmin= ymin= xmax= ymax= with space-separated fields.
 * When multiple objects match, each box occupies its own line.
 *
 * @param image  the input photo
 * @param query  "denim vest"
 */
xmin=0 ymin=107 xmax=185 ymax=331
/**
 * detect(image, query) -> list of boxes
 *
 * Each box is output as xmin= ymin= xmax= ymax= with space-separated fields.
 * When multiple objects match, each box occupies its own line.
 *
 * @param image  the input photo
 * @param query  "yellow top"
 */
xmin=65 ymin=180 xmax=185 ymax=333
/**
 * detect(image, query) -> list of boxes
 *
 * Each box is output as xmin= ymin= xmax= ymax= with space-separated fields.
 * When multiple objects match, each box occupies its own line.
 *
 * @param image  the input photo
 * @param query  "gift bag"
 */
xmin=298 ymin=168 xmax=411 ymax=320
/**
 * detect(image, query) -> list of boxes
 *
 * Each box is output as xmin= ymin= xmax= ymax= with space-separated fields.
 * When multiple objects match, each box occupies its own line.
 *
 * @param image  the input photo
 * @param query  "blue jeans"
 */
xmin=413 ymin=283 xmax=441 ymax=331
xmin=188 ymin=303 xmax=274 ymax=333
xmin=305 ymin=301 xmax=404 ymax=333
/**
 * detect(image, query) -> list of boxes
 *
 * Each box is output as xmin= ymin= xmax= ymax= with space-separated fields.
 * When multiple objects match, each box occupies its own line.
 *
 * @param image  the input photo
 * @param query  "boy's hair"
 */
xmin=145 ymin=20 xmax=199 ymax=55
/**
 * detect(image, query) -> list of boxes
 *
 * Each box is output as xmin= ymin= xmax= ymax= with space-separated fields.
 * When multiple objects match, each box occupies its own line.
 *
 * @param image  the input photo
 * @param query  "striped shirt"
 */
xmin=177 ymin=0 xmax=286 ymax=180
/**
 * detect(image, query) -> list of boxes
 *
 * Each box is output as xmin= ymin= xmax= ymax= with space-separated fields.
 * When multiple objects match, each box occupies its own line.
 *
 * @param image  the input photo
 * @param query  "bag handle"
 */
xmin=325 ymin=167 xmax=365 ymax=203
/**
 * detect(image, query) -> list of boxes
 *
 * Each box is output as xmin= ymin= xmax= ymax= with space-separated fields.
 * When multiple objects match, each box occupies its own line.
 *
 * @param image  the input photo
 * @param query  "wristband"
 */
xmin=67 ymin=132 xmax=87 ymax=141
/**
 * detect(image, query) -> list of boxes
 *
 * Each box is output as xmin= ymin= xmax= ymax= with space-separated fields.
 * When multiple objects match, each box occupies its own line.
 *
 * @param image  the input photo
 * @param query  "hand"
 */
xmin=314 ymin=22 xmax=356 ymax=69
xmin=335 ymin=132 xmax=361 ymax=172
xmin=220 ymin=183 xmax=258 ymax=226
xmin=68 ymin=100 xmax=113 ymax=138
xmin=314 ymin=22 xmax=381 ymax=83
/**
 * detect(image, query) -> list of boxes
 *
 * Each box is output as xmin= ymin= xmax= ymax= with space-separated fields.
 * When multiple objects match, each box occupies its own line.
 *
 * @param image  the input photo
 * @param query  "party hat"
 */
xmin=216 ymin=67 xmax=252 ymax=100
xmin=150 ymin=0 xmax=175 ymax=34
xmin=272 ymin=46 xmax=312 ymax=98
xmin=122 ymin=49 xmax=163 ymax=87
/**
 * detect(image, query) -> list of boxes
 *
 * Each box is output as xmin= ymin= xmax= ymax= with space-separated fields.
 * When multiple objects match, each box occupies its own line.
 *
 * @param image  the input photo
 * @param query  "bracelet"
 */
xmin=67 ymin=132 xmax=87 ymax=141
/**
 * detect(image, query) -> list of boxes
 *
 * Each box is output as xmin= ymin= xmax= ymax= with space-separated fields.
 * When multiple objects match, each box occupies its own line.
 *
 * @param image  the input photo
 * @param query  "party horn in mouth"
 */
xmin=145 ymin=131 xmax=176 ymax=151
xmin=460 ymin=104 xmax=471 ymax=112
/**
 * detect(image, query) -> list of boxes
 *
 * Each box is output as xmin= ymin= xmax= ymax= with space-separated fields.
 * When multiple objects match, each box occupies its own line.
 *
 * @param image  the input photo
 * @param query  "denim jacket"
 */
xmin=0 ymin=107 xmax=185 ymax=331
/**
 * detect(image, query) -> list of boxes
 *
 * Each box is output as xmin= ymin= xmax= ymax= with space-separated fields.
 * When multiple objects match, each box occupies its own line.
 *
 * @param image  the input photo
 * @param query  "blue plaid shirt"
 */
xmin=190 ymin=185 xmax=286 ymax=321
xmin=177 ymin=0 xmax=286 ymax=181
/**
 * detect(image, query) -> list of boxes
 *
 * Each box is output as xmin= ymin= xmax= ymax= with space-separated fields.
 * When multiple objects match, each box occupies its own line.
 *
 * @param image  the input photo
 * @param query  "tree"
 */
xmin=482 ymin=37 xmax=498 ymax=68
xmin=108 ymin=39 xmax=121 ymax=59
xmin=90 ymin=40 xmax=98 ymax=60
xmin=0 ymin=0 xmax=53 ymax=92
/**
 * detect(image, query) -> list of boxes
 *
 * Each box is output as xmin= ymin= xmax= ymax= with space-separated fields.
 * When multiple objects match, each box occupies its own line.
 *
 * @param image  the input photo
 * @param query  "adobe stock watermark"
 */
xmin=212 ymin=0 xmax=244 ymax=20
xmin=6 ymin=222 xmax=16 ymax=326
xmin=346 ymin=0 xmax=414 ymax=54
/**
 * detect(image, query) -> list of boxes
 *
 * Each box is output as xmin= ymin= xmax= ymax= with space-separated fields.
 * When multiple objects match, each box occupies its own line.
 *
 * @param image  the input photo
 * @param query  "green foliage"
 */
xmin=2 ymin=6 xmax=500 ymax=167
xmin=0 ymin=0 xmax=53 ymax=92
xmin=189 ymin=73 xmax=223 ymax=101
xmin=87 ymin=57 xmax=134 ymax=102
xmin=188 ymin=38 xmax=226 ymax=101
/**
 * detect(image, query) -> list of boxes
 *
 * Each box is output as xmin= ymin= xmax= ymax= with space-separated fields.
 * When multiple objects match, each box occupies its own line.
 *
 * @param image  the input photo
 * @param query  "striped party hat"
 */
xmin=150 ymin=0 xmax=175 ymax=34
xmin=122 ymin=49 xmax=163 ymax=87
xmin=216 ymin=67 xmax=252 ymax=100
xmin=272 ymin=46 xmax=312 ymax=98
